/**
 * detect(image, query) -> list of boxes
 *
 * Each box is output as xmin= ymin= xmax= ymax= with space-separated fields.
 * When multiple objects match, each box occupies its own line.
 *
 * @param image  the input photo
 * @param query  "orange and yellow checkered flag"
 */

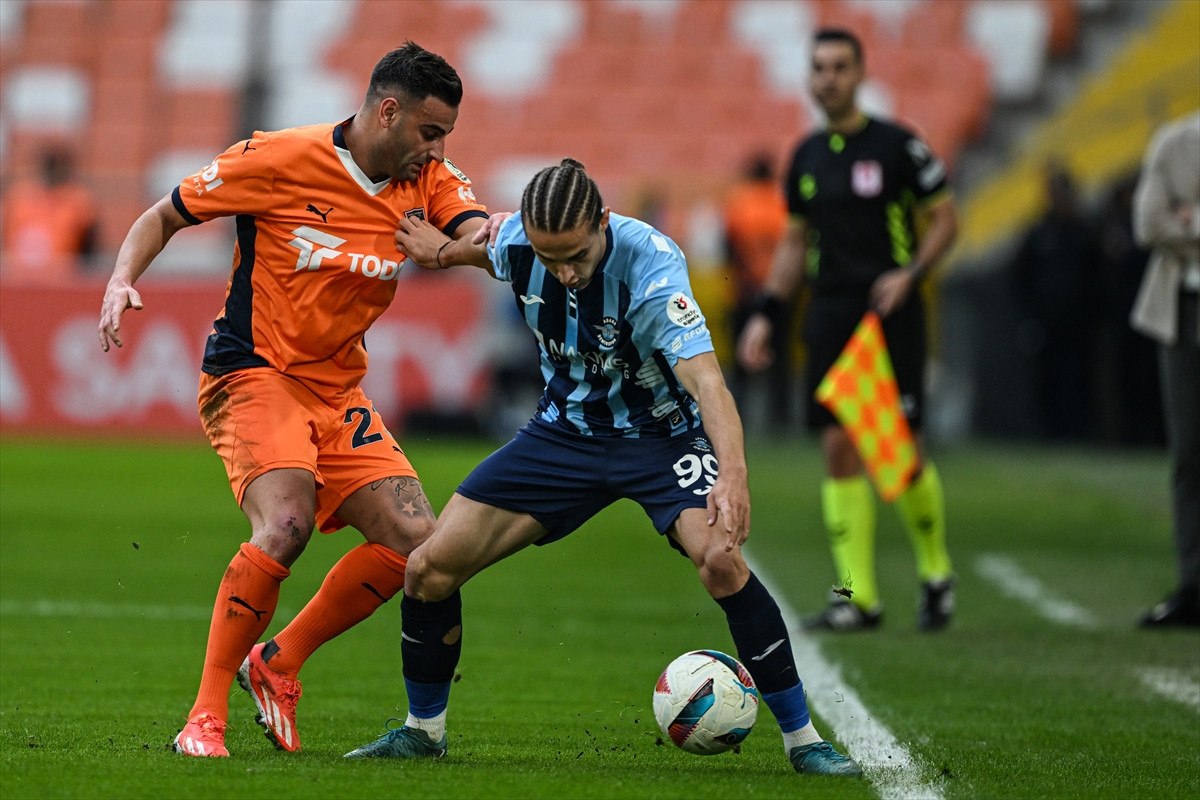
xmin=814 ymin=311 xmax=917 ymax=502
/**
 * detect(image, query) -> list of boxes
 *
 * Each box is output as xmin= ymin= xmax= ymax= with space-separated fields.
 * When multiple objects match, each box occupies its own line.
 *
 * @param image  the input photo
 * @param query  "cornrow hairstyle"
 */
xmin=814 ymin=26 xmax=864 ymax=65
xmin=368 ymin=41 xmax=463 ymax=107
xmin=520 ymin=158 xmax=604 ymax=234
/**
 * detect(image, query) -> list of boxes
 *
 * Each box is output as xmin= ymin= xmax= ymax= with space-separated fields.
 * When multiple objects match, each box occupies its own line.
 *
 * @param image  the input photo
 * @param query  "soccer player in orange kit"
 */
xmin=97 ymin=42 xmax=488 ymax=758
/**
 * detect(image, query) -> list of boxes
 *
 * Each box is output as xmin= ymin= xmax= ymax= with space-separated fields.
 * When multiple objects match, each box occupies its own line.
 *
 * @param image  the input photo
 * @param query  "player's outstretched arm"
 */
xmin=98 ymin=194 xmax=190 ymax=352
xmin=394 ymin=215 xmax=495 ymax=273
xmin=675 ymin=352 xmax=750 ymax=551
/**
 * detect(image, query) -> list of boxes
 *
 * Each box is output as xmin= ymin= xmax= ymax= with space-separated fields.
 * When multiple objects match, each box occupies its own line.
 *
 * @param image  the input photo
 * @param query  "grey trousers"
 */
xmin=1159 ymin=290 xmax=1200 ymax=596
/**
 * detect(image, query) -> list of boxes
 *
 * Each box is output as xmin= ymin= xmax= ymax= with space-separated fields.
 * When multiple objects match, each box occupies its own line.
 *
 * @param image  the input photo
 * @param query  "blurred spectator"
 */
xmin=1130 ymin=111 xmax=1200 ymax=629
xmin=1094 ymin=173 xmax=1162 ymax=446
xmin=721 ymin=152 xmax=791 ymax=430
xmin=1009 ymin=165 xmax=1099 ymax=441
xmin=1 ymin=147 xmax=98 ymax=281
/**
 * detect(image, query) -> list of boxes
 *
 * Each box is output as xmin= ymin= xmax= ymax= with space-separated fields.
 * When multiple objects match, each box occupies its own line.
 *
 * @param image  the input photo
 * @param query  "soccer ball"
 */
xmin=653 ymin=650 xmax=759 ymax=755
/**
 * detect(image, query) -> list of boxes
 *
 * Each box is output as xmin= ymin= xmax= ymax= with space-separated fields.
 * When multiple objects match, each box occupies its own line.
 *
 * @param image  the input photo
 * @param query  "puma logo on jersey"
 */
xmin=520 ymin=294 xmax=546 ymax=306
xmin=305 ymin=204 xmax=333 ymax=223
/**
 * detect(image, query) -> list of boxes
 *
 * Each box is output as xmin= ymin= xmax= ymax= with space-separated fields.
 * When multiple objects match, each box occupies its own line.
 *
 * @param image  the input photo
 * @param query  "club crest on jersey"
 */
xmin=443 ymin=158 xmax=471 ymax=183
xmin=404 ymin=208 xmax=426 ymax=221
xmin=852 ymin=160 xmax=883 ymax=197
xmin=666 ymin=292 xmax=702 ymax=328
xmin=593 ymin=316 xmax=619 ymax=348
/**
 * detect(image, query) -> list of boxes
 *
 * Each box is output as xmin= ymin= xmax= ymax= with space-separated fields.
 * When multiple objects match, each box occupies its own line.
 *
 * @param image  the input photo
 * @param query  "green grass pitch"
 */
xmin=1 ymin=435 xmax=1197 ymax=799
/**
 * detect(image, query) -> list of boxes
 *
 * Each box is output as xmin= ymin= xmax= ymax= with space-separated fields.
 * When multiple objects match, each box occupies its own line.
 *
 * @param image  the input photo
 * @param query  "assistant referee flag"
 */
xmin=814 ymin=312 xmax=917 ymax=502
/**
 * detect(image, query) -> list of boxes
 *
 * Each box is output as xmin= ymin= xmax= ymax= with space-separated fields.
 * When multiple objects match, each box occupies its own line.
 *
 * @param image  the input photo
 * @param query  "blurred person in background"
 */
xmin=0 ymin=147 xmax=98 ymax=280
xmin=1095 ymin=173 xmax=1161 ymax=446
xmin=738 ymin=28 xmax=958 ymax=633
xmin=96 ymin=42 xmax=490 ymax=757
xmin=722 ymin=152 xmax=792 ymax=431
xmin=1130 ymin=110 xmax=1200 ymax=629
xmin=346 ymin=158 xmax=863 ymax=777
xmin=1009 ymin=165 xmax=1100 ymax=441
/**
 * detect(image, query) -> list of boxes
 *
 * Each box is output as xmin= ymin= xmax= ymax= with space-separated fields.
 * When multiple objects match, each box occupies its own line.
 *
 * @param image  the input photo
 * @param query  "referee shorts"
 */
xmin=456 ymin=420 xmax=718 ymax=553
xmin=803 ymin=292 xmax=927 ymax=432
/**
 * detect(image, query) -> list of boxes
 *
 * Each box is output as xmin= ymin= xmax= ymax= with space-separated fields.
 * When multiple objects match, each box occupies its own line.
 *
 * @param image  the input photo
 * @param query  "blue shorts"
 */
xmin=457 ymin=420 xmax=719 ymax=550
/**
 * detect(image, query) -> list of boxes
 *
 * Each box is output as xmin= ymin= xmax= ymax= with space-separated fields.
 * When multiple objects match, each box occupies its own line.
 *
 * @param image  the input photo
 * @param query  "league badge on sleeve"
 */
xmin=666 ymin=293 xmax=702 ymax=327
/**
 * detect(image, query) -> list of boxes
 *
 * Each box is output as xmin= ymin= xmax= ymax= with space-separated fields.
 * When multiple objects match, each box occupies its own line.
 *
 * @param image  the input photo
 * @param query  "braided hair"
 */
xmin=520 ymin=158 xmax=604 ymax=234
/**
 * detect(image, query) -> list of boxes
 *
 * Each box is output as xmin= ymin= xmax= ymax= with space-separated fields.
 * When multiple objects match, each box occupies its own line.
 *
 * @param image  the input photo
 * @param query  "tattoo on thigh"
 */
xmin=369 ymin=476 xmax=435 ymax=519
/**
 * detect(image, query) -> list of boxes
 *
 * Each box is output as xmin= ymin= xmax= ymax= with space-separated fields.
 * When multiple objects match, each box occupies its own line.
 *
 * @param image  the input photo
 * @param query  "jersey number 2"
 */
xmin=344 ymin=407 xmax=384 ymax=448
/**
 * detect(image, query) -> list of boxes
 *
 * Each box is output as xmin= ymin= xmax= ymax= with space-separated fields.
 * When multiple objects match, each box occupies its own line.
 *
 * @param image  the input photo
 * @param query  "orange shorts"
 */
xmin=197 ymin=369 xmax=417 ymax=533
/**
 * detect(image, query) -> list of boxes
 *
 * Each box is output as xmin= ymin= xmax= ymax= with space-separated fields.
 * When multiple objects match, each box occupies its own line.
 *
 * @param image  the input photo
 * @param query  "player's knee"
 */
xmin=373 ymin=514 xmax=436 ymax=557
xmin=696 ymin=545 xmax=749 ymax=598
xmin=404 ymin=549 xmax=455 ymax=602
xmin=247 ymin=505 xmax=314 ymax=566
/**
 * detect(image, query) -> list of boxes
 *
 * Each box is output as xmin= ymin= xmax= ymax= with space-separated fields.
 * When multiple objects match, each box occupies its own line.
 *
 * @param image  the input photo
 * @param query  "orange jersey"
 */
xmin=722 ymin=181 xmax=787 ymax=290
xmin=172 ymin=120 xmax=487 ymax=394
xmin=1 ymin=179 xmax=96 ymax=281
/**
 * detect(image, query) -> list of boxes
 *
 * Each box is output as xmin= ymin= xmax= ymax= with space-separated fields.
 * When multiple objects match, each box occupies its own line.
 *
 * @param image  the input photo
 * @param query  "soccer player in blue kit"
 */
xmin=344 ymin=159 xmax=861 ymax=778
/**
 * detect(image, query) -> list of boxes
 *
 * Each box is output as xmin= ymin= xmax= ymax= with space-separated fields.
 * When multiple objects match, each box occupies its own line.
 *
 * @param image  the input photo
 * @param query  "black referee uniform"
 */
xmin=784 ymin=116 xmax=950 ymax=431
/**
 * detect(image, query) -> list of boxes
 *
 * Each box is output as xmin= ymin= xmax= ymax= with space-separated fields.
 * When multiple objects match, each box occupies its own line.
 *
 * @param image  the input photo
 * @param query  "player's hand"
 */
xmin=98 ymin=280 xmax=144 ymax=352
xmin=706 ymin=474 xmax=751 ymax=552
xmin=736 ymin=315 xmax=774 ymax=372
xmin=870 ymin=268 xmax=916 ymax=318
xmin=472 ymin=212 xmax=513 ymax=247
xmin=395 ymin=215 xmax=451 ymax=270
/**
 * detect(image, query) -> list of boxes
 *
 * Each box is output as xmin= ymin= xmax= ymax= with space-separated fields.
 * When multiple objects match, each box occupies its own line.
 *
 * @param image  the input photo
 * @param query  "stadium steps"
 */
xmin=954 ymin=0 xmax=1199 ymax=265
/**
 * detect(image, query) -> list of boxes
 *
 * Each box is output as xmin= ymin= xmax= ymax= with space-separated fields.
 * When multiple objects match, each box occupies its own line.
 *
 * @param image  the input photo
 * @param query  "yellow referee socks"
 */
xmin=895 ymin=462 xmax=952 ymax=582
xmin=821 ymin=475 xmax=879 ymax=611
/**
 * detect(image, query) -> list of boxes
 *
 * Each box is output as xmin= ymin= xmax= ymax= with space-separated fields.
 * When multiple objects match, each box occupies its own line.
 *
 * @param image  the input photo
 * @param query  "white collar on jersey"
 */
xmin=334 ymin=139 xmax=391 ymax=197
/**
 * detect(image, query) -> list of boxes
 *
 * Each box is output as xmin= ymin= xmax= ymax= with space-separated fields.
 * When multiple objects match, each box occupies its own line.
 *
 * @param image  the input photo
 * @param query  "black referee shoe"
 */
xmin=803 ymin=599 xmax=882 ymax=632
xmin=918 ymin=578 xmax=956 ymax=632
xmin=1138 ymin=589 xmax=1200 ymax=629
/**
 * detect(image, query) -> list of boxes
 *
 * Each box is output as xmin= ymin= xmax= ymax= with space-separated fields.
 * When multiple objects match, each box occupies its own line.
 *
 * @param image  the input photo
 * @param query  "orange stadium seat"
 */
xmin=900 ymin=0 xmax=969 ymax=48
xmin=161 ymin=89 xmax=240 ymax=152
xmin=10 ymin=0 xmax=97 ymax=69
xmin=1044 ymin=0 xmax=1080 ymax=57
xmin=96 ymin=0 xmax=171 ymax=39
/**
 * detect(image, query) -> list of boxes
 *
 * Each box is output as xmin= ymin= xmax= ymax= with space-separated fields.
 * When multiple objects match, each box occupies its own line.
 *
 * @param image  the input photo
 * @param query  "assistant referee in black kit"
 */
xmin=738 ymin=27 xmax=959 ymax=633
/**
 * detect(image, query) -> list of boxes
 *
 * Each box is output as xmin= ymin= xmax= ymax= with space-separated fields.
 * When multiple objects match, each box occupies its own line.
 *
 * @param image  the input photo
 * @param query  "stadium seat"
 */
xmin=899 ymin=0 xmax=969 ymax=48
xmin=966 ymin=0 xmax=1051 ymax=102
xmin=1044 ymin=0 xmax=1081 ymax=58
xmin=2 ymin=65 xmax=90 ymax=133
xmin=157 ymin=0 xmax=251 ymax=89
xmin=7 ymin=0 xmax=95 ymax=68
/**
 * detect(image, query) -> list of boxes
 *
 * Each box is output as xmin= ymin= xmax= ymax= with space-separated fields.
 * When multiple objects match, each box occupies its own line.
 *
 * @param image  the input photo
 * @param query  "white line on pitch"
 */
xmin=0 ymin=599 xmax=298 ymax=621
xmin=750 ymin=559 xmax=944 ymax=800
xmin=974 ymin=553 xmax=1102 ymax=630
xmin=1135 ymin=666 xmax=1200 ymax=712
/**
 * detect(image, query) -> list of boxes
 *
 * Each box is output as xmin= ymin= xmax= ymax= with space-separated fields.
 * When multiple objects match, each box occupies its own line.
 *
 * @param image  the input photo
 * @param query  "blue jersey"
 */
xmin=487 ymin=212 xmax=714 ymax=437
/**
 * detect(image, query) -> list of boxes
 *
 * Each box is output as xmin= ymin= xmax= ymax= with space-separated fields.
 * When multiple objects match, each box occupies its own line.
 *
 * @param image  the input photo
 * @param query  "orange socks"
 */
xmin=266 ymin=543 xmax=408 ymax=678
xmin=189 ymin=542 xmax=289 ymax=720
